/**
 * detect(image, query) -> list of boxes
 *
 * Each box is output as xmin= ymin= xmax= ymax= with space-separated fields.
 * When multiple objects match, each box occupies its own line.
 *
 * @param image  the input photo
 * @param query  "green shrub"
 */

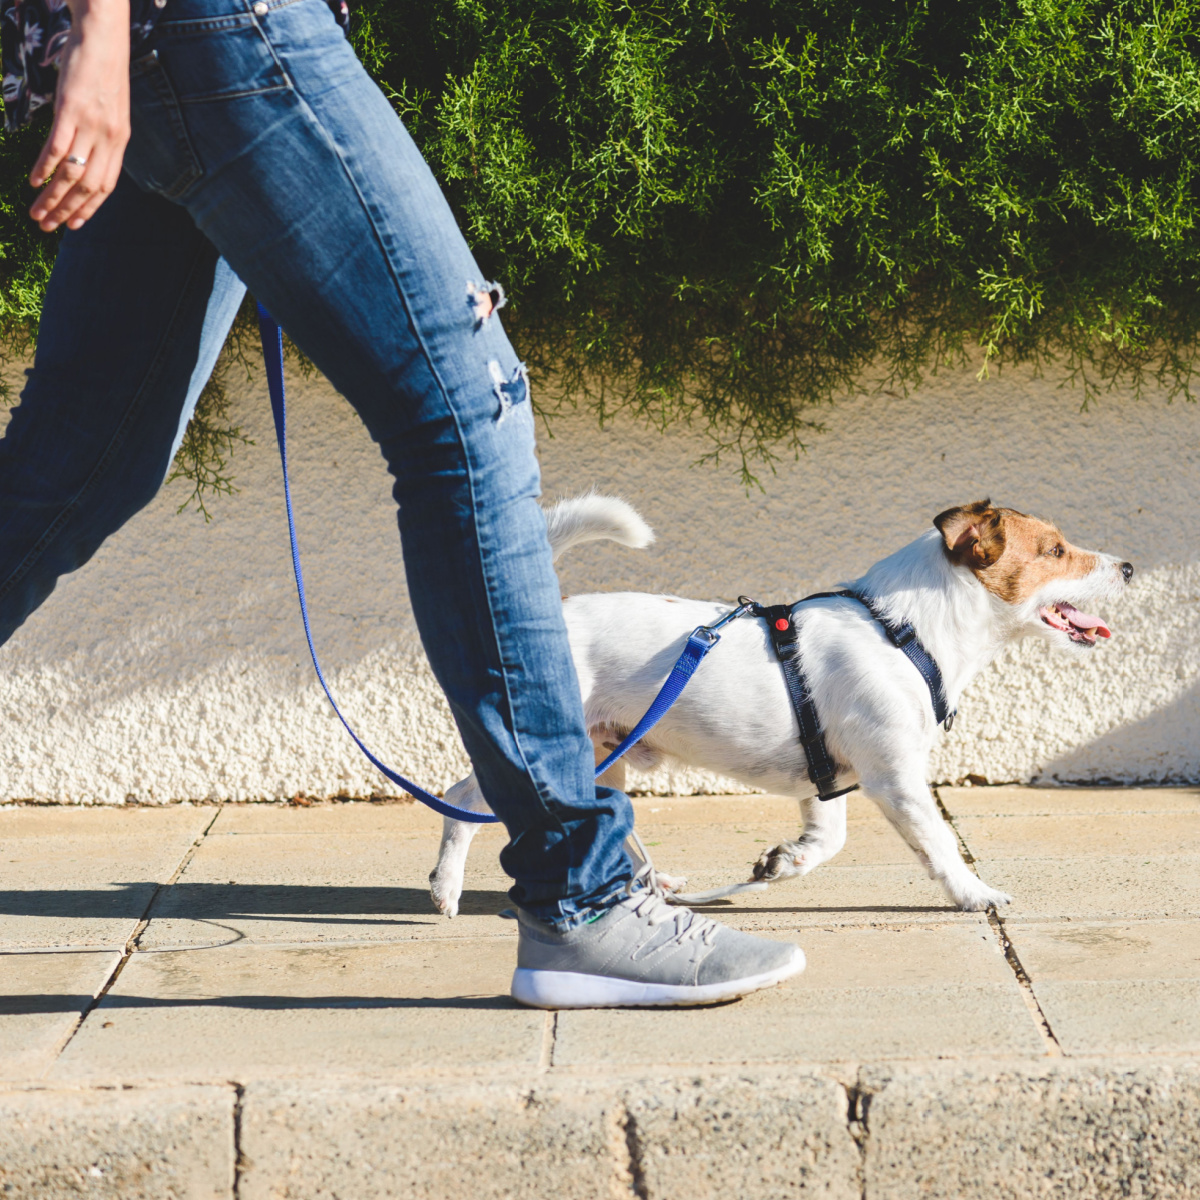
xmin=2 ymin=0 xmax=1198 ymax=504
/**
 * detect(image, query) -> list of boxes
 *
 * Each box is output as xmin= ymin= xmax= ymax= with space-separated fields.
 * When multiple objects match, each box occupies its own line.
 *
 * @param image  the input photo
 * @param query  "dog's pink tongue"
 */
xmin=1057 ymin=602 xmax=1112 ymax=638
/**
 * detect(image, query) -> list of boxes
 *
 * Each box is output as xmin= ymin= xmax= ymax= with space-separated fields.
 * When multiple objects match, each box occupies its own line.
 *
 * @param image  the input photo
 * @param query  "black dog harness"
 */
xmin=750 ymin=591 xmax=956 ymax=801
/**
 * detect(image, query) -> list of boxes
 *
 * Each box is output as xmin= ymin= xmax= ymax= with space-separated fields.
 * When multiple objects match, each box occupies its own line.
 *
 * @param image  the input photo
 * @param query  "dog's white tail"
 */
xmin=544 ymin=494 xmax=655 ymax=562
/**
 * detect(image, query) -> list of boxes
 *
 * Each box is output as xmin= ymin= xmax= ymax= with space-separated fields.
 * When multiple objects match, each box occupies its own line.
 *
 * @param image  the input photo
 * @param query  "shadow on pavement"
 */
xmin=0 ymin=883 xmax=512 ymax=922
xmin=0 ymin=992 xmax=519 ymax=1014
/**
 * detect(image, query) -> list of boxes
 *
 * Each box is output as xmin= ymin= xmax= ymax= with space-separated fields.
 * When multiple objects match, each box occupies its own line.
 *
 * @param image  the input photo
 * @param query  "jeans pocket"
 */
xmin=125 ymin=50 xmax=204 ymax=201
xmin=149 ymin=11 xmax=291 ymax=104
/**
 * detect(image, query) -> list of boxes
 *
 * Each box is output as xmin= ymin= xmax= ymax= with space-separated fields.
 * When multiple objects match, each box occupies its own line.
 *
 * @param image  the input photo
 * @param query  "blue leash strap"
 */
xmin=257 ymin=303 xmax=499 ymax=823
xmin=256 ymin=303 xmax=731 ymax=822
xmin=594 ymin=599 xmax=756 ymax=775
xmin=594 ymin=630 xmax=718 ymax=777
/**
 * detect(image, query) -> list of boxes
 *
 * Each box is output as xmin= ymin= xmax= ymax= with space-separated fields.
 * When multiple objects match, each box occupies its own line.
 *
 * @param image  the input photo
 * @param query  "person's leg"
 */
xmin=0 ymin=173 xmax=245 ymax=646
xmin=126 ymin=0 xmax=634 ymax=927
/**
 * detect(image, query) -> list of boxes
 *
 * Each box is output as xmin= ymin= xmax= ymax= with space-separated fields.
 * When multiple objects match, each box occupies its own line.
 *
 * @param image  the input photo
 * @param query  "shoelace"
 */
xmin=615 ymin=831 xmax=719 ymax=946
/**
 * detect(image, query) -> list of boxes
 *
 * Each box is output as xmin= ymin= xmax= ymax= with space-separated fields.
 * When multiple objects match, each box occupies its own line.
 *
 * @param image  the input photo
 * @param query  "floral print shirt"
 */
xmin=1 ymin=0 xmax=350 ymax=131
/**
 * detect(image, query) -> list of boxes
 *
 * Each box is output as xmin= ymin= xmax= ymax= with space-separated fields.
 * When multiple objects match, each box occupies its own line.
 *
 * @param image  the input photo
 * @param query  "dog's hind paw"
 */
xmin=656 ymin=871 xmax=688 ymax=894
xmin=751 ymin=841 xmax=804 ymax=883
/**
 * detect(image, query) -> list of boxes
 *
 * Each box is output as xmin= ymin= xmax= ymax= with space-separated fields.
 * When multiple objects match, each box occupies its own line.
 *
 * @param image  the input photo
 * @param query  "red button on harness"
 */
xmin=775 ymin=618 xmax=790 ymax=631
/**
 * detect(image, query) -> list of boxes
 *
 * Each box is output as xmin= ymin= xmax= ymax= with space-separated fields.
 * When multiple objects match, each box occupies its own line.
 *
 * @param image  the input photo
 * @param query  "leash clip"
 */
xmin=695 ymin=596 xmax=759 ymax=643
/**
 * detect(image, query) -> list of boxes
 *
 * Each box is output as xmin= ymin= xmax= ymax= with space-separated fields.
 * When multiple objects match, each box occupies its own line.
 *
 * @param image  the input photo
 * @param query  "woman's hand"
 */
xmin=29 ymin=0 xmax=131 ymax=233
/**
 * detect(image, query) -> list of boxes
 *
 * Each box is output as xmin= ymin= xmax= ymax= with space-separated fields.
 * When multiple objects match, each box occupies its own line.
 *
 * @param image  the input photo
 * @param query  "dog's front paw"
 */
xmin=952 ymin=879 xmax=1013 ymax=912
xmin=752 ymin=841 xmax=805 ymax=883
xmin=429 ymin=869 xmax=462 ymax=919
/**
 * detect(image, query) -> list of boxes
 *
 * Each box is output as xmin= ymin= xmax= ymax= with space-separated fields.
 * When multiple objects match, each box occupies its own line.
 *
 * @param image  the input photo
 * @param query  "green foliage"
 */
xmin=359 ymin=0 xmax=1200 ymax=478
xmin=1 ymin=0 xmax=1198 ymax=501
xmin=164 ymin=339 xmax=255 ymax=521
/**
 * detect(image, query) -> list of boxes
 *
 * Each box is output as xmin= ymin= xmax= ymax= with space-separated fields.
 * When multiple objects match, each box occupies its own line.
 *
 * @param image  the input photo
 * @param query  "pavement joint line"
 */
xmin=986 ymin=907 xmax=1064 ymax=1057
xmin=614 ymin=1100 xmax=649 ymax=1200
xmin=131 ymin=802 xmax=228 ymax=952
xmin=844 ymin=1075 xmax=871 ymax=1199
xmin=232 ymin=1080 xmax=247 ymax=1200
xmin=934 ymin=787 xmax=1064 ymax=1058
xmin=46 ymin=803 xmax=227 ymax=1070
xmin=537 ymin=1011 xmax=558 ymax=1073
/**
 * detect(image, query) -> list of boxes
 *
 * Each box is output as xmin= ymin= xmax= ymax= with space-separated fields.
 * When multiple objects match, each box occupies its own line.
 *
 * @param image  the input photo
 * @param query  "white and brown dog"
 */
xmin=429 ymin=495 xmax=1133 ymax=915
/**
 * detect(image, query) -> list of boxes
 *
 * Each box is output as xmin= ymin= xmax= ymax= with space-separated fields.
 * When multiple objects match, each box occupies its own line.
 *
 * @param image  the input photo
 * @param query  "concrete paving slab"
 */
xmin=0 ymin=805 xmax=214 ymax=949
xmin=975 ymin=855 xmax=1200 ymax=919
xmin=955 ymin=812 xmax=1200 ymax=858
xmin=0 ymin=950 xmax=119 ymax=1082
xmin=214 ymin=799 xmax=445 ymax=835
xmin=554 ymin=925 xmax=1043 ymax=1066
xmin=138 ymin=825 xmax=512 ymax=949
xmin=49 ymin=937 xmax=541 ymax=1084
xmin=863 ymin=1060 xmax=1200 ymax=1199
xmin=0 ymin=1083 xmax=234 ymax=1200
xmin=940 ymin=784 xmax=1200 ymax=817
xmin=790 ymin=921 xmax=1011 ymax=987
xmin=1006 ymin=919 xmax=1200 ymax=1055
xmin=1035 ymin=980 xmax=1200 ymax=1055
xmin=556 ymin=982 xmax=1042 ymax=1066
xmin=1011 ymin=917 xmax=1200 ymax=982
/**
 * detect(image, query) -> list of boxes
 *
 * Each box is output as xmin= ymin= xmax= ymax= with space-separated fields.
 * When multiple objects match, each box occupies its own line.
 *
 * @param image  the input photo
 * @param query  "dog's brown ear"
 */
xmin=934 ymin=500 xmax=1006 ymax=569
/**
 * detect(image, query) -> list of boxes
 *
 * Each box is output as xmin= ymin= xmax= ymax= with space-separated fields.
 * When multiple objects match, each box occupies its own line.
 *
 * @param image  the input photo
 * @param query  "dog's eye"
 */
xmin=1046 ymin=544 xmax=1064 ymax=558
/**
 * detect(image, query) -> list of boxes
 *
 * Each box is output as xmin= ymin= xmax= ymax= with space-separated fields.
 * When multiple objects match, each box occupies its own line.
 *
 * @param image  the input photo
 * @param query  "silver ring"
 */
xmin=65 ymin=154 xmax=87 ymax=167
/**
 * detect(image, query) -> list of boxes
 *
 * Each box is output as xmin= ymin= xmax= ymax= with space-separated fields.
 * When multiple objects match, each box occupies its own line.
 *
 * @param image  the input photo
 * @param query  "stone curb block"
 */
xmin=863 ymin=1061 xmax=1200 ymax=1200
xmin=0 ymin=1085 xmax=234 ymax=1200
xmin=4 ymin=1064 xmax=1200 ymax=1199
xmin=238 ymin=1074 xmax=859 ymax=1199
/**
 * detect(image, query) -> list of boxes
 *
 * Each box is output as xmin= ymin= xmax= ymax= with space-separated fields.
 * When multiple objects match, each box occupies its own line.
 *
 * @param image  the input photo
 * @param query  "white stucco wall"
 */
xmin=1 ymin=360 xmax=1196 ymax=804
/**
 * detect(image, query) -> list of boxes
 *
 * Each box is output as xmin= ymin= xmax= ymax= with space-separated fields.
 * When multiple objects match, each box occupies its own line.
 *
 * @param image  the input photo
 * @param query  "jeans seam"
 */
xmin=156 ymin=0 xmax=307 ymax=34
xmin=0 ymin=240 xmax=215 ymax=607
xmin=138 ymin=55 xmax=204 ymax=199
xmin=271 ymin=82 xmax=574 ymax=871
xmin=178 ymin=85 xmax=290 ymax=105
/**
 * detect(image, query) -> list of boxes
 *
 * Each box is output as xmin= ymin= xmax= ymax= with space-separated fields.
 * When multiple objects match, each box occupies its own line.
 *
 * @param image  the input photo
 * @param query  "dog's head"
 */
xmin=933 ymin=499 xmax=1133 ymax=655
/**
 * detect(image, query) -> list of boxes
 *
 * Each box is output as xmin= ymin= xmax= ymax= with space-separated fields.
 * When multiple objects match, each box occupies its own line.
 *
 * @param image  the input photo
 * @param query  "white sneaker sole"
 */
xmin=510 ymin=946 xmax=805 ymax=1009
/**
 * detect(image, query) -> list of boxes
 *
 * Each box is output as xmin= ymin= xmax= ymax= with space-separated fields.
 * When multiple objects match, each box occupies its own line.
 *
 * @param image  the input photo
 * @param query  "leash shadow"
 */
xmin=689 ymin=902 xmax=962 ymax=915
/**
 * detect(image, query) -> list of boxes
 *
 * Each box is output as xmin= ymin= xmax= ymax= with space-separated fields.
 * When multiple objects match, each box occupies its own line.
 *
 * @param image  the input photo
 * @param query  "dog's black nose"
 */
xmin=1121 ymin=562 xmax=1134 ymax=582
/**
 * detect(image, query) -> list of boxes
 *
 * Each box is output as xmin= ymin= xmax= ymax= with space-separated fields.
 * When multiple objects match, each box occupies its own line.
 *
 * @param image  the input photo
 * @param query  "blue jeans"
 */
xmin=0 ymin=0 xmax=635 ymax=928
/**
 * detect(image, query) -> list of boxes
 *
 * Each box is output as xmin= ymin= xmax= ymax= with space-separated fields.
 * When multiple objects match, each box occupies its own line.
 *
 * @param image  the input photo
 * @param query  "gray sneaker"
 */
xmin=510 ymin=863 xmax=805 ymax=1009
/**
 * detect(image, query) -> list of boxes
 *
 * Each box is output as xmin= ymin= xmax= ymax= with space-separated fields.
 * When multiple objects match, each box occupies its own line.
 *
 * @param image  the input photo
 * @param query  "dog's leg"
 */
xmin=593 ymin=744 xmax=627 ymax=793
xmin=429 ymin=773 xmax=492 ymax=918
xmin=862 ymin=771 xmax=1011 ymax=911
xmin=593 ymin=742 xmax=689 ymax=894
xmin=752 ymin=794 xmax=848 ymax=882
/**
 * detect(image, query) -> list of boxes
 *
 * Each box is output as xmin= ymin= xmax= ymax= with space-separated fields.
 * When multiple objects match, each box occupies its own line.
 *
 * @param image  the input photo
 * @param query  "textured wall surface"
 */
xmin=1 ymin=361 xmax=1196 ymax=803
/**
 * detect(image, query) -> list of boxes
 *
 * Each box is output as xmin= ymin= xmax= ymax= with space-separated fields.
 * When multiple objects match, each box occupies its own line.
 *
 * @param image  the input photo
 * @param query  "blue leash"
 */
xmin=255 ymin=304 xmax=728 ymax=823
